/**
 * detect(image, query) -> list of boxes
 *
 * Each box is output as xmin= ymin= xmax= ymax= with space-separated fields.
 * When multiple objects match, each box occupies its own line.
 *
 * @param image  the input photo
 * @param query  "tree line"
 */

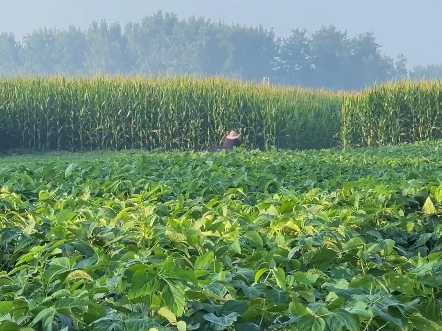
xmin=0 ymin=10 xmax=440 ymax=91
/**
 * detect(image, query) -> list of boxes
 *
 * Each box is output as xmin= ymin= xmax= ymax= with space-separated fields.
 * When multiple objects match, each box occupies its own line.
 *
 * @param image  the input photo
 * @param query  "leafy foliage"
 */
xmin=1 ymin=141 xmax=442 ymax=330
xmin=0 ymin=11 xmax=433 ymax=91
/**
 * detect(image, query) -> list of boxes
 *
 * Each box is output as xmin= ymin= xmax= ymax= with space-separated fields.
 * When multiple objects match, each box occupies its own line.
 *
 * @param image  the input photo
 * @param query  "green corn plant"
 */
xmin=341 ymin=80 xmax=442 ymax=148
xmin=0 ymin=75 xmax=343 ymax=153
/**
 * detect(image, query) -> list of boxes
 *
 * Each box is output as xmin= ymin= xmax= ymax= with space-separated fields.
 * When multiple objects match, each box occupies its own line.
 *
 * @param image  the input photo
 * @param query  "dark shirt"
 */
xmin=222 ymin=138 xmax=241 ymax=149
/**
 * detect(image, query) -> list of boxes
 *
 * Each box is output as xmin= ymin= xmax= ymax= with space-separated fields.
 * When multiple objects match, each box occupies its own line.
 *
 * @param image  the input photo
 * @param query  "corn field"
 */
xmin=341 ymin=80 xmax=442 ymax=148
xmin=0 ymin=76 xmax=342 ymax=152
xmin=1 ymin=76 xmax=441 ymax=153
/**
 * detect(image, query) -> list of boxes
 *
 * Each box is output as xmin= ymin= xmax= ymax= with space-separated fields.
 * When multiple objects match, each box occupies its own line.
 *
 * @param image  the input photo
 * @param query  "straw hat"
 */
xmin=226 ymin=131 xmax=239 ymax=139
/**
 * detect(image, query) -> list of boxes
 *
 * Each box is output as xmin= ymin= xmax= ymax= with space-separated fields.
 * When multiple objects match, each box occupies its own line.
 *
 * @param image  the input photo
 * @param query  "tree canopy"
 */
xmin=0 ymin=11 xmax=440 ymax=91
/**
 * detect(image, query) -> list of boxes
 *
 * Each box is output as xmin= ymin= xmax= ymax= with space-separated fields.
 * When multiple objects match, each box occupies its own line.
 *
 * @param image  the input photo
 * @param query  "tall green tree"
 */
xmin=410 ymin=64 xmax=442 ymax=81
xmin=222 ymin=24 xmax=277 ymax=82
xmin=125 ymin=11 xmax=181 ymax=75
xmin=345 ymin=32 xmax=396 ymax=90
xmin=0 ymin=11 xmax=437 ymax=91
xmin=276 ymin=28 xmax=312 ymax=86
xmin=20 ymin=27 xmax=59 ymax=75
xmin=85 ymin=20 xmax=135 ymax=75
xmin=194 ymin=20 xmax=230 ymax=77
xmin=307 ymin=25 xmax=352 ymax=90
xmin=0 ymin=32 xmax=22 ymax=76
xmin=53 ymin=25 xmax=88 ymax=75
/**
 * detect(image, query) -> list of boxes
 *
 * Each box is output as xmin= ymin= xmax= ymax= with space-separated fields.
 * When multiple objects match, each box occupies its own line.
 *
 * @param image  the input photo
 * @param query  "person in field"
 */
xmin=207 ymin=130 xmax=242 ymax=152
xmin=222 ymin=131 xmax=241 ymax=149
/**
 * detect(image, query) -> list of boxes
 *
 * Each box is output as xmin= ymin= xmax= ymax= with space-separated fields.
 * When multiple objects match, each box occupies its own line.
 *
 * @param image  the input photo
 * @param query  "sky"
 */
xmin=1 ymin=0 xmax=439 ymax=69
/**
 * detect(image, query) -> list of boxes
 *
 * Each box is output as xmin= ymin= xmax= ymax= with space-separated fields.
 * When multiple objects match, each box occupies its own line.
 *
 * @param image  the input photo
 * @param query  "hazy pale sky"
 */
xmin=1 ymin=0 xmax=438 ymax=69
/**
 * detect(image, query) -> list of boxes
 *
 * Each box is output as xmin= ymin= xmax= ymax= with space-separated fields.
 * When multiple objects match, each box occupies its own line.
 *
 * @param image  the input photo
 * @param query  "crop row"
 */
xmin=0 ymin=76 xmax=441 ymax=152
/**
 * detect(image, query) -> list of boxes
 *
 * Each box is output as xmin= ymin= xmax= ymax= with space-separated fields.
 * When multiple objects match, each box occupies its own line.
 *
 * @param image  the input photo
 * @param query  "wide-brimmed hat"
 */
xmin=226 ymin=131 xmax=239 ymax=139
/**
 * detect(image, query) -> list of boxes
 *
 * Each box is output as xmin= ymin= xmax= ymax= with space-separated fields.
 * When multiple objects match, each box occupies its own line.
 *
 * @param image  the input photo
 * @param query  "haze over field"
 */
xmin=2 ymin=0 xmax=439 ymax=67
xmin=1 ymin=0 xmax=441 ymax=90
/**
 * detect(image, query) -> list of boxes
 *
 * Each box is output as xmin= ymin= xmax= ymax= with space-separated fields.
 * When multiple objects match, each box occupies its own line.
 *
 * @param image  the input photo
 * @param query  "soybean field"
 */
xmin=1 ymin=141 xmax=442 ymax=331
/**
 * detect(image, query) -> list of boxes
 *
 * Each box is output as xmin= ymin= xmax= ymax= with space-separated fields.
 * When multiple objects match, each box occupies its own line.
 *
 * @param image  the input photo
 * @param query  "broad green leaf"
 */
xmin=297 ymin=314 xmax=326 ymax=331
xmin=383 ymin=272 xmax=416 ymax=296
xmin=38 ymin=190 xmax=51 ymax=201
xmin=42 ymin=311 xmax=55 ymax=331
xmin=234 ymin=323 xmax=260 ymax=331
xmin=55 ymin=209 xmax=77 ymax=223
xmin=326 ymin=296 xmax=345 ymax=310
xmin=409 ymin=313 xmax=442 ymax=331
xmin=32 ymin=307 xmax=55 ymax=326
xmin=414 ymin=233 xmax=433 ymax=248
xmin=292 ymin=271 xmax=312 ymax=286
xmin=361 ymin=243 xmax=381 ymax=258
xmin=172 ymin=270 xmax=199 ymax=286
xmin=299 ymin=290 xmax=316 ymax=303
xmin=222 ymin=300 xmax=249 ymax=315
xmin=372 ymin=303 xmax=406 ymax=328
xmin=344 ymin=237 xmax=365 ymax=250
xmin=41 ymin=165 xmax=57 ymax=180
xmin=203 ymin=312 xmax=240 ymax=327
xmin=128 ymin=271 xmax=159 ymax=299
xmin=289 ymin=302 xmax=307 ymax=315
xmin=265 ymin=288 xmax=287 ymax=304
xmin=434 ymin=187 xmax=442 ymax=203
xmin=194 ymin=251 xmax=215 ymax=270
xmin=272 ymin=268 xmax=286 ymax=290
xmin=365 ymin=230 xmax=383 ymax=240
xmin=345 ymin=301 xmax=373 ymax=319
xmin=254 ymin=268 xmax=269 ymax=283
xmin=327 ymin=309 xmax=361 ymax=331
xmin=348 ymin=275 xmax=376 ymax=290
xmin=64 ymin=163 xmax=75 ymax=177
xmin=380 ymin=239 xmax=395 ymax=254
xmin=43 ymin=258 xmax=72 ymax=283
xmin=308 ymin=248 xmax=337 ymax=265
xmin=16 ymin=251 xmax=38 ymax=265
xmin=0 ymin=301 xmax=13 ymax=314
xmin=0 ymin=276 xmax=12 ymax=286
xmin=333 ymin=279 xmax=349 ymax=289
xmin=244 ymin=231 xmax=263 ymax=248
xmin=0 ymin=321 xmax=21 ymax=331
xmin=72 ymin=242 xmax=95 ymax=257
xmin=162 ymin=282 xmax=186 ymax=317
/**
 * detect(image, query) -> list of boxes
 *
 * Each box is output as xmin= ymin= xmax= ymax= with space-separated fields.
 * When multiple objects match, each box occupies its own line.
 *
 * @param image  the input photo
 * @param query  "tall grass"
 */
xmin=0 ymin=76 xmax=342 ymax=152
xmin=341 ymin=80 xmax=442 ymax=148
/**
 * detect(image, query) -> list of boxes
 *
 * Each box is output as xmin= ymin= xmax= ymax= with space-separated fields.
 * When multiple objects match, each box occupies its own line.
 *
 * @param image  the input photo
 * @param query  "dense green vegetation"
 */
xmin=1 ymin=11 xmax=441 ymax=91
xmin=2 ymin=76 xmax=442 ymax=152
xmin=0 ymin=76 xmax=341 ymax=152
xmin=1 ymin=141 xmax=442 ymax=330
xmin=2 ymin=7 xmax=442 ymax=331
xmin=341 ymin=81 xmax=442 ymax=147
